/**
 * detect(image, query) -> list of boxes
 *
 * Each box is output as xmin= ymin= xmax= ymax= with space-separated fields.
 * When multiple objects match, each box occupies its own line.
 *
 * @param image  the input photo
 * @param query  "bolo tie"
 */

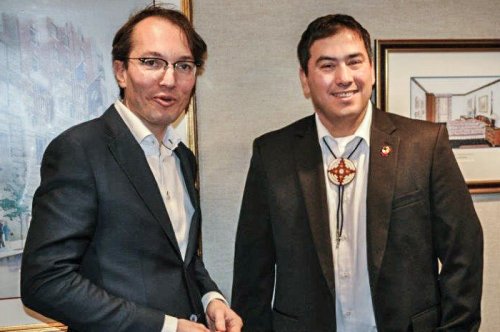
xmin=322 ymin=137 xmax=363 ymax=248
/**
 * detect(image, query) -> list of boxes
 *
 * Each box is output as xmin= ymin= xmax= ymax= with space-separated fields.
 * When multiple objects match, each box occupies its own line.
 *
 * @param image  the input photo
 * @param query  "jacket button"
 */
xmin=190 ymin=314 xmax=198 ymax=322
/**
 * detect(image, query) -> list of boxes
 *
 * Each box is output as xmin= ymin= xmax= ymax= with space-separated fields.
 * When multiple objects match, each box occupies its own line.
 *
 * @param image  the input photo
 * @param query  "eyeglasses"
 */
xmin=126 ymin=57 xmax=199 ymax=78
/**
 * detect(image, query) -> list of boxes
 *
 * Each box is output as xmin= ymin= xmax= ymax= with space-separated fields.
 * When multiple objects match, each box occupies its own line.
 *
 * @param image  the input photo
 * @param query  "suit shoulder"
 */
xmin=379 ymin=111 xmax=444 ymax=142
xmin=254 ymin=115 xmax=314 ymax=146
xmin=385 ymin=111 xmax=441 ymax=131
xmin=49 ymin=106 xmax=121 ymax=149
xmin=42 ymin=111 xmax=122 ymax=165
xmin=63 ymin=117 xmax=105 ymax=137
xmin=49 ymin=117 xmax=107 ymax=148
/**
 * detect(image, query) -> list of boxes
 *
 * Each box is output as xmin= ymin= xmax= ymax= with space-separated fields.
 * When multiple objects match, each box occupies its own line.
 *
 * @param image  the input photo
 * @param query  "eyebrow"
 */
xmin=315 ymin=52 xmax=365 ymax=63
xmin=139 ymin=51 xmax=194 ymax=61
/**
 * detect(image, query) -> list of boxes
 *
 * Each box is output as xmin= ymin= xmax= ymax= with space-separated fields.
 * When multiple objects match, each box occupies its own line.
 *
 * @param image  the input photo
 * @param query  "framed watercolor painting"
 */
xmin=375 ymin=39 xmax=500 ymax=194
xmin=0 ymin=0 xmax=195 ymax=330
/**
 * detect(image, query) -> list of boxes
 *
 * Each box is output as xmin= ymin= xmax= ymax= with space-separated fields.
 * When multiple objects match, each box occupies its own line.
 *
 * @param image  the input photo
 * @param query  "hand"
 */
xmin=206 ymin=299 xmax=243 ymax=332
xmin=177 ymin=318 xmax=210 ymax=332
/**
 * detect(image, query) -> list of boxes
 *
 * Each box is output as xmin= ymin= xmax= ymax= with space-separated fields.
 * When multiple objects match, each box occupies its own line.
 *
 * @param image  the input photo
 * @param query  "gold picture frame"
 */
xmin=0 ymin=323 xmax=66 ymax=332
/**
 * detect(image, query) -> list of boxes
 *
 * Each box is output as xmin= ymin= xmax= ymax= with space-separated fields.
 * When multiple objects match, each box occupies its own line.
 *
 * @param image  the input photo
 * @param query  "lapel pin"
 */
xmin=380 ymin=145 xmax=392 ymax=157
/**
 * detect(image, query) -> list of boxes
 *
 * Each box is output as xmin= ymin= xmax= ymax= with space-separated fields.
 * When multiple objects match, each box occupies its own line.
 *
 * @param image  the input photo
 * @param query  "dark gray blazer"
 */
xmin=21 ymin=105 xmax=219 ymax=331
xmin=232 ymin=108 xmax=483 ymax=332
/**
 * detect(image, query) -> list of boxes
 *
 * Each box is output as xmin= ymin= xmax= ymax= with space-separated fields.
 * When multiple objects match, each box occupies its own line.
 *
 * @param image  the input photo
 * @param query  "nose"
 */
xmin=335 ymin=64 xmax=353 ymax=87
xmin=159 ymin=65 xmax=176 ymax=87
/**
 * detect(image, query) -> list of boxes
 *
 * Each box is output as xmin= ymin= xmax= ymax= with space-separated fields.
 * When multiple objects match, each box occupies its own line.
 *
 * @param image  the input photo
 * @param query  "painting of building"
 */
xmin=0 ymin=0 xmax=151 ymax=299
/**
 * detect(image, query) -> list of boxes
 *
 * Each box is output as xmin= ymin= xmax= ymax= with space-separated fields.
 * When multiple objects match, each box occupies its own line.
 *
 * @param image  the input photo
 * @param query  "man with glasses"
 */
xmin=21 ymin=5 xmax=242 ymax=332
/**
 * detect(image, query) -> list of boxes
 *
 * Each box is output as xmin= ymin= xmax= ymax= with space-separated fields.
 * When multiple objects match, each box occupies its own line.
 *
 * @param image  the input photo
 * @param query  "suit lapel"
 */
xmin=174 ymin=143 xmax=200 ymax=266
xmin=103 ymin=107 xmax=183 ymax=260
xmin=366 ymin=109 xmax=399 ymax=295
xmin=294 ymin=116 xmax=335 ymax=297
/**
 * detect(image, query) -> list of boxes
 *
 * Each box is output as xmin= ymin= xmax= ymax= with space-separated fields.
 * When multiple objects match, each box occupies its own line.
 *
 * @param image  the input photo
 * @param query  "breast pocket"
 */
xmin=390 ymin=188 xmax=431 ymax=233
xmin=392 ymin=189 xmax=424 ymax=211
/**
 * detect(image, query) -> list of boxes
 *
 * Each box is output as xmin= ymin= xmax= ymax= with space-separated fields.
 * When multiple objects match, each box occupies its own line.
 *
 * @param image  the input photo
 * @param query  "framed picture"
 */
xmin=375 ymin=39 xmax=500 ymax=194
xmin=0 ymin=0 xmax=194 ymax=330
xmin=478 ymin=94 xmax=489 ymax=115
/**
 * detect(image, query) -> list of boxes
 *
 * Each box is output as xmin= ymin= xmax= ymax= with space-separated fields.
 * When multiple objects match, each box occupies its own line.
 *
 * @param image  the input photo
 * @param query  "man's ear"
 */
xmin=299 ymin=68 xmax=311 ymax=99
xmin=113 ymin=60 xmax=127 ymax=89
xmin=369 ymin=58 xmax=375 ymax=87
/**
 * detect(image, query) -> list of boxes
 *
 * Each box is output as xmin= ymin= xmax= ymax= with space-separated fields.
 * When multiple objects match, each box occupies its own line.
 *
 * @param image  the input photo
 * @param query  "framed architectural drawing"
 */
xmin=375 ymin=39 xmax=500 ymax=193
xmin=0 ymin=0 xmax=194 ymax=330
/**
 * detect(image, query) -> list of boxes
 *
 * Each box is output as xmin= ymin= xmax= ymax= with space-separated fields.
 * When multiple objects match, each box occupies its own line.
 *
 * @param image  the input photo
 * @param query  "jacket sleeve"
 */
xmin=232 ymin=140 xmax=276 ymax=331
xmin=430 ymin=125 xmax=483 ymax=331
xmin=20 ymin=132 xmax=165 ymax=332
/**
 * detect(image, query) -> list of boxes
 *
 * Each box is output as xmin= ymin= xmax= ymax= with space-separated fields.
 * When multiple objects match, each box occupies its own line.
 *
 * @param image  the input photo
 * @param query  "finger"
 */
xmin=206 ymin=314 xmax=216 ymax=331
xmin=177 ymin=319 xmax=210 ymax=332
xmin=226 ymin=315 xmax=243 ymax=332
xmin=195 ymin=322 xmax=210 ymax=332
xmin=214 ymin=308 xmax=226 ymax=331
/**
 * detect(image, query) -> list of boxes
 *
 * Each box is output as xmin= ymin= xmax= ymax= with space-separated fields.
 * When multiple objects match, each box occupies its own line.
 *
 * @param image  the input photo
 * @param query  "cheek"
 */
xmin=357 ymin=68 xmax=374 ymax=87
xmin=179 ymin=81 xmax=196 ymax=96
xmin=129 ymin=72 xmax=154 ymax=90
xmin=309 ymin=75 xmax=331 ymax=94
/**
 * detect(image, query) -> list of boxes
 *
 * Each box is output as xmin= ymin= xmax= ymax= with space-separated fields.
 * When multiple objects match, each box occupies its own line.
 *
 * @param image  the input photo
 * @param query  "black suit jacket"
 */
xmin=232 ymin=108 xmax=483 ymax=332
xmin=21 ymin=105 xmax=220 ymax=332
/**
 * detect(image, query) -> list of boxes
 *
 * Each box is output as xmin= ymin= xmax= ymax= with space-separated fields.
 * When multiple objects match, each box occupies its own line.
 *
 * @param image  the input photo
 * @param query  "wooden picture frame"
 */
xmin=375 ymin=39 xmax=500 ymax=194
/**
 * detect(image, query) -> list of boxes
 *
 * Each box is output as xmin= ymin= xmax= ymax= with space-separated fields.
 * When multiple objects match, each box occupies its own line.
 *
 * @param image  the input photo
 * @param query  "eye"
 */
xmin=318 ymin=61 xmax=336 ymax=71
xmin=347 ymin=58 xmax=363 ymax=67
xmin=140 ymin=58 xmax=163 ymax=69
xmin=175 ymin=61 xmax=195 ymax=73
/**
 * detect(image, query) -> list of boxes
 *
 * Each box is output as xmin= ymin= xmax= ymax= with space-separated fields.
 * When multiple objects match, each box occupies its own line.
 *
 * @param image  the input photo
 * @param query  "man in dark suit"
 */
xmin=21 ymin=5 xmax=242 ymax=332
xmin=232 ymin=14 xmax=483 ymax=332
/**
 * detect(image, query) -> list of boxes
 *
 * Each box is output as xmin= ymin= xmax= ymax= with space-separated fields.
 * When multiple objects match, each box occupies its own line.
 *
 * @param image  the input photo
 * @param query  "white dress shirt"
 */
xmin=115 ymin=100 xmax=225 ymax=332
xmin=316 ymin=103 xmax=377 ymax=331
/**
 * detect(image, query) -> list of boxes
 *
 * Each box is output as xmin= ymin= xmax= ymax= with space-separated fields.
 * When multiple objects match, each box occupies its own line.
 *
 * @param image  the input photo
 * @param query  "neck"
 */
xmin=319 ymin=110 xmax=367 ymax=138
xmin=152 ymin=127 xmax=168 ymax=144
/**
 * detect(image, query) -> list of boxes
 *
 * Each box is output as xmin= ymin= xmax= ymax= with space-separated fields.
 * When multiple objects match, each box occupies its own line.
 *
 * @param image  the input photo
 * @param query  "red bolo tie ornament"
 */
xmin=327 ymin=158 xmax=357 ymax=186
xmin=380 ymin=145 xmax=392 ymax=157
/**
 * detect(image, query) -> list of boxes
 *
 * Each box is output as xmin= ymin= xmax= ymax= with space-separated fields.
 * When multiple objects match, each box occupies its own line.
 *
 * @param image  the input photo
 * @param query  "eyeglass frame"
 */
xmin=124 ymin=57 xmax=200 ymax=77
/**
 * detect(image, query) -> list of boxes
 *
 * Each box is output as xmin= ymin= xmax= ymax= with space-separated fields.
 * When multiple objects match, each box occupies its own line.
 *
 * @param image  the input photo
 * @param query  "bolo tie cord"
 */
xmin=322 ymin=137 xmax=363 ymax=248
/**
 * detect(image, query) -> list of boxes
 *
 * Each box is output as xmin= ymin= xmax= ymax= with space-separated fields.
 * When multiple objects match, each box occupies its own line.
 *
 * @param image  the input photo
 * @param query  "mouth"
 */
xmin=332 ymin=90 xmax=357 ymax=98
xmin=153 ymin=95 xmax=177 ymax=107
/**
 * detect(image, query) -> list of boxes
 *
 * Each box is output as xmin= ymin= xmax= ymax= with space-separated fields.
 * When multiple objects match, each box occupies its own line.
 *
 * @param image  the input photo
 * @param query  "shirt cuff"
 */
xmin=161 ymin=315 xmax=178 ymax=332
xmin=202 ymin=291 xmax=228 ymax=312
xmin=161 ymin=292 xmax=227 ymax=332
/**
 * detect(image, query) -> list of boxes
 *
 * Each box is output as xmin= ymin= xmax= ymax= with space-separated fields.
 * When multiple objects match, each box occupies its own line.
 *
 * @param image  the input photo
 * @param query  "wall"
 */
xmin=192 ymin=1 xmax=500 ymax=330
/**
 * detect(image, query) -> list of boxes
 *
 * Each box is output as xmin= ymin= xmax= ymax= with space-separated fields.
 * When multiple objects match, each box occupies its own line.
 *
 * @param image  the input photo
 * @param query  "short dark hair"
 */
xmin=297 ymin=14 xmax=372 ymax=75
xmin=112 ymin=4 xmax=207 ymax=98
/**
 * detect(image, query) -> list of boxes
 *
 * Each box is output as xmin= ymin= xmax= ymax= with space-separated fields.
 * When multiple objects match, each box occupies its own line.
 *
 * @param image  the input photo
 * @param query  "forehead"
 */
xmin=130 ymin=16 xmax=191 ymax=54
xmin=309 ymin=29 xmax=368 ymax=58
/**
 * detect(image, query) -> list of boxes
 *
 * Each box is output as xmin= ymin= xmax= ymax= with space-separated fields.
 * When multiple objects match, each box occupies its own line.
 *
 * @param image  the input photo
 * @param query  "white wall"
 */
xmin=193 ymin=1 xmax=500 ymax=331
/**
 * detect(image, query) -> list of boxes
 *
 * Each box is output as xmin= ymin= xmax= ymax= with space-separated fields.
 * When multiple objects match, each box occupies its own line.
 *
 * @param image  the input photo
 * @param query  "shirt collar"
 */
xmin=114 ymin=100 xmax=181 ymax=153
xmin=315 ymin=102 xmax=372 ymax=147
